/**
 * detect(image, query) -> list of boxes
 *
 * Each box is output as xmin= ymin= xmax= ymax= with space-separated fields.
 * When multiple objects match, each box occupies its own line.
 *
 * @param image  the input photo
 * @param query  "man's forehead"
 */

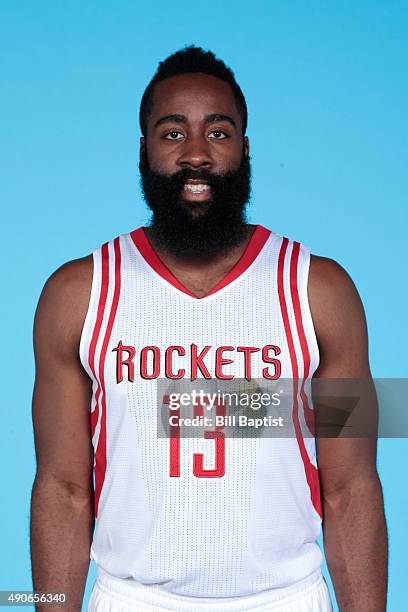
xmin=150 ymin=73 xmax=240 ymax=120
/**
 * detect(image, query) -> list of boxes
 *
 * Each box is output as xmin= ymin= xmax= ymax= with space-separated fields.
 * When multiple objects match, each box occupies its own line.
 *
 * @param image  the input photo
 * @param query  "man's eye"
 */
xmin=208 ymin=130 xmax=227 ymax=139
xmin=164 ymin=131 xmax=184 ymax=140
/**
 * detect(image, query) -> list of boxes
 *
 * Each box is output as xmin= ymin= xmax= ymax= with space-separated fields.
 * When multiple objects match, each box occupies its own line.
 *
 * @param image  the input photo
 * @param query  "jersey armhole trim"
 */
xmin=79 ymin=250 xmax=99 ymax=377
xmin=299 ymin=245 xmax=320 ymax=376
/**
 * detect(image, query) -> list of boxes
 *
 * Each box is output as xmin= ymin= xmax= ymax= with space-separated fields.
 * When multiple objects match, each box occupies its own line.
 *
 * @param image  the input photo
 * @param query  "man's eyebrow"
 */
xmin=205 ymin=113 xmax=236 ymax=128
xmin=154 ymin=113 xmax=237 ymax=129
xmin=154 ymin=114 xmax=186 ymax=128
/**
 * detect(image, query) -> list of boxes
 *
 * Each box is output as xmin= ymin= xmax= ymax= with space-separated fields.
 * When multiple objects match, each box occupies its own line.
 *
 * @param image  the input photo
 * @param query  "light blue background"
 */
xmin=1 ymin=1 xmax=407 ymax=610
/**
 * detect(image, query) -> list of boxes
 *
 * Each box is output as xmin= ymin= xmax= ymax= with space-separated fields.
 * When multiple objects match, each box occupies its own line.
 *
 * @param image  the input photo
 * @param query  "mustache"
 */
xmin=148 ymin=167 xmax=241 ymax=189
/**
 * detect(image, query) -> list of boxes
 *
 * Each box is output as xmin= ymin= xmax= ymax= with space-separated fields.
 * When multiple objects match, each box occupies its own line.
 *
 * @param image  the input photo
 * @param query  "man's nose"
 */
xmin=177 ymin=134 xmax=213 ymax=169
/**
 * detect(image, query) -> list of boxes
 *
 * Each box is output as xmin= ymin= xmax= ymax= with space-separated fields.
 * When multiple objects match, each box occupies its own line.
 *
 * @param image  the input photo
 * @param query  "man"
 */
xmin=30 ymin=46 xmax=387 ymax=611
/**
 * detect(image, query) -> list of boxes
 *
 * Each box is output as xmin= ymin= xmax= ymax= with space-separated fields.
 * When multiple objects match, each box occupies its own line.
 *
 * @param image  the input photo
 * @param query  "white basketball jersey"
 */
xmin=79 ymin=224 xmax=323 ymax=598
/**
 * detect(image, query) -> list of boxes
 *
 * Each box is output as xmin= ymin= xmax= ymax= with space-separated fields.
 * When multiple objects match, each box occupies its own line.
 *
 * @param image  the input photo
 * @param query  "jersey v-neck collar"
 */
xmin=129 ymin=224 xmax=271 ymax=300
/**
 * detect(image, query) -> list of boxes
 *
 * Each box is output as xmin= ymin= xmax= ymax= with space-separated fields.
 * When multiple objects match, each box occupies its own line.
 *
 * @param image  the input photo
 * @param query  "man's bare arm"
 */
xmin=31 ymin=256 xmax=94 ymax=611
xmin=309 ymin=256 xmax=388 ymax=611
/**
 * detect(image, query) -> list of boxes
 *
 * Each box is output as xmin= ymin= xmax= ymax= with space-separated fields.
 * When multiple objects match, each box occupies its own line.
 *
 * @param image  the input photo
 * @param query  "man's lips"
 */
xmin=184 ymin=183 xmax=211 ymax=194
xmin=182 ymin=179 xmax=212 ymax=199
xmin=184 ymin=178 xmax=210 ymax=183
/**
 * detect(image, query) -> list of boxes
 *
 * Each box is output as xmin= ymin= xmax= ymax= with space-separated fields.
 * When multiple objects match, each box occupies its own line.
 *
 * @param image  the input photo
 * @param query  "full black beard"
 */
xmin=139 ymin=152 xmax=252 ymax=260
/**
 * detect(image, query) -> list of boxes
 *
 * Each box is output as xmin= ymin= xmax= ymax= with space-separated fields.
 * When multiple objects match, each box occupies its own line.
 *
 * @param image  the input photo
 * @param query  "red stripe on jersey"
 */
xmin=290 ymin=241 xmax=322 ymax=518
xmin=88 ymin=243 xmax=109 ymax=439
xmin=130 ymin=225 xmax=271 ymax=299
xmin=277 ymin=238 xmax=322 ymax=520
xmin=290 ymin=242 xmax=315 ymax=434
xmin=94 ymin=237 xmax=122 ymax=518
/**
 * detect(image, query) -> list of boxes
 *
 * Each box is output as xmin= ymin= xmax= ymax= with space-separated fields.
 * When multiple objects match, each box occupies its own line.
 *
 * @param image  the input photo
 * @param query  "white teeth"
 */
xmin=184 ymin=183 xmax=210 ymax=193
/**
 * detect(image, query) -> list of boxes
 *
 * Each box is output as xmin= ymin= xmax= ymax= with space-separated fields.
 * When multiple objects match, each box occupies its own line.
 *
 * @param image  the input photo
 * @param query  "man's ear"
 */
xmin=140 ymin=136 xmax=145 ymax=159
xmin=244 ymin=136 xmax=250 ymax=157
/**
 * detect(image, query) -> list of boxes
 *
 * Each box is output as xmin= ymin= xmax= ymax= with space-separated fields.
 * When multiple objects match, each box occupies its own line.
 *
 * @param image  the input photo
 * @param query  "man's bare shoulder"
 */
xmin=42 ymin=255 xmax=93 ymax=297
xmin=308 ymin=254 xmax=368 ymax=372
xmin=308 ymin=254 xmax=363 ymax=313
xmin=34 ymin=256 xmax=93 ymax=358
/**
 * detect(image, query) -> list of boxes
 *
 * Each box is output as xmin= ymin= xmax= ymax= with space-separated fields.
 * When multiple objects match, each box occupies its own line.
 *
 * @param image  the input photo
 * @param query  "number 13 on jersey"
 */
xmin=165 ymin=395 xmax=226 ymax=478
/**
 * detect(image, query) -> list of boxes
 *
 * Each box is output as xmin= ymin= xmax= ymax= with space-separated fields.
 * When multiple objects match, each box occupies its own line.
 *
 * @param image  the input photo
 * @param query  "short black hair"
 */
xmin=139 ymin=45 xmax=248 ymax=137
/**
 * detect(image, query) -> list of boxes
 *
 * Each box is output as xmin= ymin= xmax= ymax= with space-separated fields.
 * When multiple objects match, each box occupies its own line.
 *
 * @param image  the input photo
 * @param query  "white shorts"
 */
xmin=87 ymin=567 xmax=333 ymax=612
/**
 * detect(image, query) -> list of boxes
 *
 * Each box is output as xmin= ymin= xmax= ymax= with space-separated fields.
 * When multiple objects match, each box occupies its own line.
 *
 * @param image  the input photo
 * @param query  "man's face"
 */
xmin=139 ymin=73 xmax=252 ymax=259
